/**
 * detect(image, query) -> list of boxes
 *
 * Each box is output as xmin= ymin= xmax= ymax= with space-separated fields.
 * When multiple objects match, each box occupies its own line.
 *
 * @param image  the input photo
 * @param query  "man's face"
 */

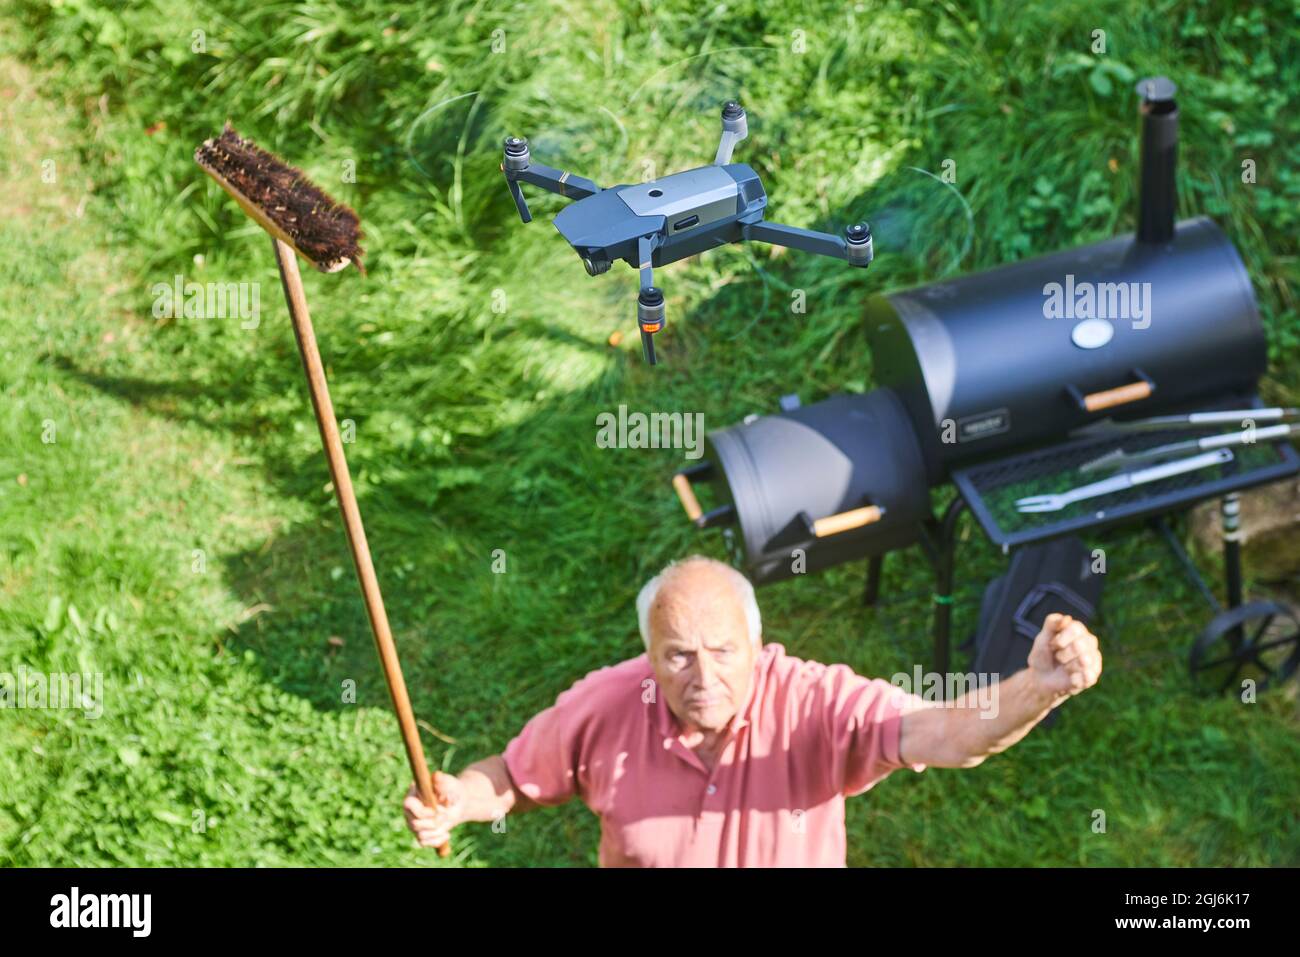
xmin=646 ymin=566 xmax=758 ymax=734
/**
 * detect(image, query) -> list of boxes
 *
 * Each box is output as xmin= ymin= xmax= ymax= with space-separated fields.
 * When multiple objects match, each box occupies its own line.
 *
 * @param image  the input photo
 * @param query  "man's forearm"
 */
xmin=899 ymin=613 xmax=1100 ymax=769
xmin=900 ymin=669 xmax=1061 ymax=768
xmin=454 ymin=754 xmax=535 ymax=822
xmin=946 ymin=669 xmax=1061 ymax=766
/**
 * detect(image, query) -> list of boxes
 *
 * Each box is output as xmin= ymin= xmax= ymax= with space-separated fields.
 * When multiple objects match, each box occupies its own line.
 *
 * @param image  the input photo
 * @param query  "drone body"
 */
xmin=553 ymin=163 xmax=767 ymax=275
xmin=502 ymin=102 xmax=873 ymax=363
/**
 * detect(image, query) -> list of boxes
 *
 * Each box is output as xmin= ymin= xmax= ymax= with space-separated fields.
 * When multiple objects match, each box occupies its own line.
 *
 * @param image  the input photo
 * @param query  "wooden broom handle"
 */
xmin=272 ymin=238 xmax=450 ymax=857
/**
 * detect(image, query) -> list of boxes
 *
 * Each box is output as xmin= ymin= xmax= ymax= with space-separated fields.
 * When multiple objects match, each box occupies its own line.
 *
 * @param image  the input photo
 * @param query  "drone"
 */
xmin=500 ymin=101 xmax=874 ymax=364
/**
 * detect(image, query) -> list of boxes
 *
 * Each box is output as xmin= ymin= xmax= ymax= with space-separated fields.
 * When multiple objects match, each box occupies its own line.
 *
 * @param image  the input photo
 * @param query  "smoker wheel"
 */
xmin=1188 ymin=600 xmax=1300 ymax=696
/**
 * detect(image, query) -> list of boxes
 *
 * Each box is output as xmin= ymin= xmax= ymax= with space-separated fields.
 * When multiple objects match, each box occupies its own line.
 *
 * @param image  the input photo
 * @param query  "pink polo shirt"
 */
xmin=502 ymin=642 xmax=926 ymax=867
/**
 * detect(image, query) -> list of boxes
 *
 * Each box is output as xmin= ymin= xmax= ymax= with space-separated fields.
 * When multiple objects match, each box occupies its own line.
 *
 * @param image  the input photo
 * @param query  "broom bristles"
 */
xmin=195 ymin=123 xmax=365 ymax=275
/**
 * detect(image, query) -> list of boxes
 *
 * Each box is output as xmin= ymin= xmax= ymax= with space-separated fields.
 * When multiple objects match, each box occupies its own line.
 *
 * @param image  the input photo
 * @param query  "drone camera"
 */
xmin=582 ymin=255 xmax=611 ymax=276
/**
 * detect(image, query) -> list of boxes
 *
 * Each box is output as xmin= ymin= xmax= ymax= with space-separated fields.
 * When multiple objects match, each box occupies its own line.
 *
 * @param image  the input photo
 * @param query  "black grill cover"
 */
xmin=704 ymin=388 xmax=929 ymax=585
xmin=866 ymin=216 xmax=1266 ymax=482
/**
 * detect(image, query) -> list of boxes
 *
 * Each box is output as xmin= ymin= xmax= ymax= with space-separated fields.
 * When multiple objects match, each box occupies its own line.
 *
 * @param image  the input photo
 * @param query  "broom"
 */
xmin=195 ymin=124 xmax=450 ymax=857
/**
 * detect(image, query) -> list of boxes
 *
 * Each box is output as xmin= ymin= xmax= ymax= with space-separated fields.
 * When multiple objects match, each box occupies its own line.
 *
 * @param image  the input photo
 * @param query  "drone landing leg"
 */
xmin=506 ymin=179 xmax=530 ymax=222
xmin=636 ymin=235 xmax=663 ymax=365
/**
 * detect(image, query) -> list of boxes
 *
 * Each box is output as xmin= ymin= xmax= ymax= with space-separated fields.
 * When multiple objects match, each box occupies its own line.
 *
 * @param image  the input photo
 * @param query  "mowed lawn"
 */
xmin=0 ymin=0 xmax=1298 ymax=867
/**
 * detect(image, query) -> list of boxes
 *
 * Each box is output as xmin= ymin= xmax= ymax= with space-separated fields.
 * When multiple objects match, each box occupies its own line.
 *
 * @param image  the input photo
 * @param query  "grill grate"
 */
xmin=952 ymin=418 xmax=1300 ymax=549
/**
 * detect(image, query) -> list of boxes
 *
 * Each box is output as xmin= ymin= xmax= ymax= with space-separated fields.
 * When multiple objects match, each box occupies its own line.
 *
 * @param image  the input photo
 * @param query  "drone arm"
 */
xmin=742 ymin=220 xmax=844 ymax=258
xmin=501 ymin=137 xmax=600 ymax=223
xmin=715 ymin=129 xmax=745 ymax=165
xmin=636 ymin=234 xmax=657 ymax=292
xmin=514 ymin=163 xmax=600 ymax=200
xmin=741 ymin=219 xmax=873 ymax=267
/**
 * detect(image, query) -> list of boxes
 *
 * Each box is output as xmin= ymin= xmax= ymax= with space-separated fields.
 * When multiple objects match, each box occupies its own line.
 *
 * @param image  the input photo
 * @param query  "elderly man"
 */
xmin=404 ymin=555 xmax=1101 ymax=866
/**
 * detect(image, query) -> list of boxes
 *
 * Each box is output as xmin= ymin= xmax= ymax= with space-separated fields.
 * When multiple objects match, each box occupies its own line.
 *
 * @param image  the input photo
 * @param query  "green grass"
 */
xmin=0 ymin=0 xmax=1297 ymax=866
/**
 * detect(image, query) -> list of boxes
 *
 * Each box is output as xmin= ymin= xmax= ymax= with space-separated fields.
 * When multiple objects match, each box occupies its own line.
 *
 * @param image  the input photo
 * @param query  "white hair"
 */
xmin=636 ymin=557 xmax=762 ymax=650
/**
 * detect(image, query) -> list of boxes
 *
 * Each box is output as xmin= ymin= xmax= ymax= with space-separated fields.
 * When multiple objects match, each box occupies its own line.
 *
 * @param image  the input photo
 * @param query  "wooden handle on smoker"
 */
xmin=1082 ymin=380 xmax=1153 ymax=412
xmin=273 ymin=238 xmax=450 ymax=858
xmin=672 ymin=472 xmax=704 ymax=522
xmin=813 ymin=505 xmax=886 ymax=538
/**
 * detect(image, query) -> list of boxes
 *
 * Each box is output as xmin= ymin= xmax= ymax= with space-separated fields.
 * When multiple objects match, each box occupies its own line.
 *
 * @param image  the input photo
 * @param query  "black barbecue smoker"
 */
xmin=673 ymin=76 xmax=1300 ymax=694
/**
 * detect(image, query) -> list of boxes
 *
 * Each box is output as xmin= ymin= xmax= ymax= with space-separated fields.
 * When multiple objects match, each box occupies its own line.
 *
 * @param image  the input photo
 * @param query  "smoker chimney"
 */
xmin=1136 ymin=76 xmax=1178 ymax=245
